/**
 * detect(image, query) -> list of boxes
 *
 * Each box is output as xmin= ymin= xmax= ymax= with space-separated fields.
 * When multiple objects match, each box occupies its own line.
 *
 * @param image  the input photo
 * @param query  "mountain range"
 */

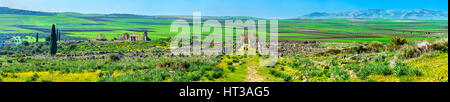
xmin=299 ymin=9 xmax=448 ymax=20
xmin=0 ymin=7 xmax=263 ymax=20
xmin=1 ymin=7 xmax=448 ymax=20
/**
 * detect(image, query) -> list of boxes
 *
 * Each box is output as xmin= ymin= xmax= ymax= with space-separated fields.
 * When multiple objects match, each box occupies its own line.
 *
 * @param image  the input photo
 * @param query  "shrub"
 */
xmin=189 ymin=71 xmax=203 ymax=81
xmin=325 ymin=48 xmax=341 ymax=55
xmin=172 ymin=74 xmax=192 ymax=82
xmin=98 ymin=71 xmax=108 ymax=78
xmin=394 ymin=62 xmax=421 ymax=77
xmin=98 ymin=72 xmax=105 ymax=78
xmin=311 ymin=70 xmax=324 ymax=77
xmin=207 ymin=73 xmax=215 ymax=81
xmin=68 ymin=44 xmax=77 ymax=50
xmin=188 ymin=65 xmax=201 ymax=72
xmin=22 ymin=41 xmax=30 ymax=46
xmin=232 ymin=59 xmax=239 ymax=63
xmin=0 ymin=51 xmax=14 ymax=55
xmin=109 ymin=53 xmax=121 ymax=61
xmin=239 ymin=61 xmax=247 ymax=65
xmin=390 ymin=36 xmax=408 ymax=48
xmin=157 ymin=61 xmax=190 ymax=70
xmin=289 ymin=61 xmax=302 ymax=68
xmin=400 ymin=46 xmax=427 ymax=59
xmin=358 ymin=62 xmax=392 ymax=79
xmin=431 ymin=40 xmax=448 ymax=53
xmin=45 ymin=36 xmax=51 ymax=42
xmin=16 ymin=57 xmax=26 ymax=63
xmin=212 ymin=70 xmax=223 ymax=78
xmin=328 ymin=67 xmax=350 ymax=81
xmin=282 ymin=75 xmax=292 ymax=82
xmin=227 ymin=61 xmax=233 ymax=65
xmin=344 ymin=46 xmax=368 ymax=54
xmin=368 ymin=41 xmax=384 ymax=52
xmin=228 ymin=66 xmax=236 ymax=72
xmin=149 ymin=69 xmax=170 ymax=82
xmin=203 ymin=66 xmax=213 ymax=71
xmin=269 ymin=69 xmax=275 ymax=74
xmin=356 ymin=46 xmax=368 ymax=54
xmin=26 ymin=73 xmax=39 ymax=82
xmin=269 ymin=69 xmax=281 ymax=77
xmin=269 ymin=69 xmax=292 ymax=82
xmin=97 ymin=71 xmax=114 ymax=82
xmin=374 ymin=54 xmax=386 ymax=62
xmin=330 ymin=57 xmax=340 ymax=66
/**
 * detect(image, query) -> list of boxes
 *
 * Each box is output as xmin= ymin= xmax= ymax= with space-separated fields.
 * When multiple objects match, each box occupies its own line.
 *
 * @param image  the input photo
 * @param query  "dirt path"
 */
xmin=245 ymin=62 xmax=265 ymax=82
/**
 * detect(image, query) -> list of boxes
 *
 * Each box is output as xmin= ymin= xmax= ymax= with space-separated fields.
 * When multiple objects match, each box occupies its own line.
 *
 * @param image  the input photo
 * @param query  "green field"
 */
xmin=0 ymin=13 xmax=448 ymax=82
xmin=1 ymin=13 xmax=447 ymax=43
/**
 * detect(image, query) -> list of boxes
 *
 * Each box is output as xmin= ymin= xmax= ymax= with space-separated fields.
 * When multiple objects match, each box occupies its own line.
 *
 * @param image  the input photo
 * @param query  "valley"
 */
xmin=0 ymin=7 xmax=447 ymax=82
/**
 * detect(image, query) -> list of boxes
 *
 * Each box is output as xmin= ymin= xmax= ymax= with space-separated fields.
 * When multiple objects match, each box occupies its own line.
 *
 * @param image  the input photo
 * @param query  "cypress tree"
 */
xmin=56 ymin=29 xmax=59 ymax=41
xmin=59 ymin=30 xmax=62 ymax=41
xmin=58 ymin=30 xmax=61 ymax=41
xmin=36 ymin=33 xmax=39 ymax=42
xmin=20 ymin=35 xmax=23 ymax=43
xmin=50 ymin=24 xmax=57 ymax=56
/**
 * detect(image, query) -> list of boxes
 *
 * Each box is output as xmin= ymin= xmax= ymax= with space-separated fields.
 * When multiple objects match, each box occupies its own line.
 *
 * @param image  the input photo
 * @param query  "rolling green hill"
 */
xmin=0 ymin=7 xmax=448 ymax=43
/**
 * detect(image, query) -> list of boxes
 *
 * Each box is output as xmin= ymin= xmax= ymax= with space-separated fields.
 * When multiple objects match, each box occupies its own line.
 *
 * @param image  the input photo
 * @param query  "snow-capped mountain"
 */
xmin=299 ymin=9 xmax=448 ymax=20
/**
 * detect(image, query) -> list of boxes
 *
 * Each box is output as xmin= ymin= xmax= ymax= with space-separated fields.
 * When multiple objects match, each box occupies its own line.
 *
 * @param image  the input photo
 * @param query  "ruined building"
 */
xmin=89 ymin=32 xmax=151 ymax=42
xmin=88 ymin=34 xmax=108 ymax=41
xmin=120 ymin=31 xmax=150 ymax=41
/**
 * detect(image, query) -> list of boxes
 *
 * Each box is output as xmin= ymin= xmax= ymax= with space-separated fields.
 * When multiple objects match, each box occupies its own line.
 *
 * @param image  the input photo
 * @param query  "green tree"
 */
xmin=35 ymin=33 xmax=39 ymax=42
xmin=58 ymin=30 xmax=62 ymax=41
xmin=50 ymin=24 xmax=57 ymax=56
xmin=56 ymin=29 xmax=59 ymax=41
xmin=57 ymin=29 xmax=61 ymax=41
xmin=22 ymin=41 xmax=30 ymax=46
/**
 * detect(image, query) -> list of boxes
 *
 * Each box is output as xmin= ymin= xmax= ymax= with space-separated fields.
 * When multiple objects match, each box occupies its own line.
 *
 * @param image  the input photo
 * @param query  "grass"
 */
xmin=0 ymin=13 xmax=447 ymax=82
xmin=0 ymin=55 xmax=226 ymax=82
xmin=406 ymin=53 xmax=448 ymax=82
xmin=0 ymin=37 xmax=447 ymax=82
xmin=0 ymin=38 xmax=226 ymax=82
xmin=211 ymin=55 xmax=248 ymax=82
xmin=0 ymin=70 xmax=102 ymax=82
xmin=268 ymin=38 xmax=448 ymax=82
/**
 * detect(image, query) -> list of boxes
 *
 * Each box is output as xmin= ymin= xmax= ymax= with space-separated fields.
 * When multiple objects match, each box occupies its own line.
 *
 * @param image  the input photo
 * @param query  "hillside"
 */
xmin=0 ymin=6 xmax=448 ymax=83
xmin=0 ymin=7 xmax=56 ymax=16
xmin=0 ymin=7 xmax=448 ymax=44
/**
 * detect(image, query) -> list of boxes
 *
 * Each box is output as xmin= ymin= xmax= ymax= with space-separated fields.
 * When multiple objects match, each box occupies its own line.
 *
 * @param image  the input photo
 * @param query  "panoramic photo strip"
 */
xmin=0 ymin=0 xmax=447 ymax=100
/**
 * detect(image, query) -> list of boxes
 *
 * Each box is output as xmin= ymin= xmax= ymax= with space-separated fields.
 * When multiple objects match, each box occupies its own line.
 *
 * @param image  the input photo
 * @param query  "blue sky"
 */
xmin=0 ymin=0 xmax=448 ymax=18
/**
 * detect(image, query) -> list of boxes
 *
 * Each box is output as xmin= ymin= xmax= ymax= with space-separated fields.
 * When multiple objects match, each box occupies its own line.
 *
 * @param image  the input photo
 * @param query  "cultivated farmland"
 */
xmin=0 ymin=12 xmax=447 ymax=82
